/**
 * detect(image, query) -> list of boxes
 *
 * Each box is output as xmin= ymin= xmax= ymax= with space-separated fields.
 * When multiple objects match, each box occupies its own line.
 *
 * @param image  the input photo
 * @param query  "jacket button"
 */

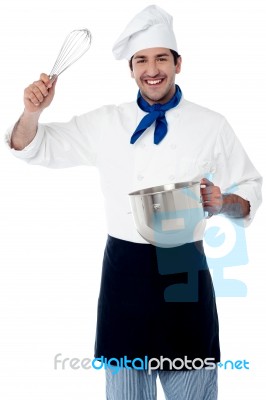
xmin=170 ymin=144 xmax=177 ymax=149
xmin=137 ymin=174 xmax=144 ymax=181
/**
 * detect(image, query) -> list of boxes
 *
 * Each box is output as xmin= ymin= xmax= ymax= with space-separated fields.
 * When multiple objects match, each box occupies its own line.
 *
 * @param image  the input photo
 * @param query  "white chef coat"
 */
xmin=6 ymin=97 xmax=262 ymax=243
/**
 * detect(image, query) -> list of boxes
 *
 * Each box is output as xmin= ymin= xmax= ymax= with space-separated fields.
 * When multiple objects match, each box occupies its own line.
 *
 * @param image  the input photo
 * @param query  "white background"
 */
xmin=0 ymin=0 xmax=265 ymax=399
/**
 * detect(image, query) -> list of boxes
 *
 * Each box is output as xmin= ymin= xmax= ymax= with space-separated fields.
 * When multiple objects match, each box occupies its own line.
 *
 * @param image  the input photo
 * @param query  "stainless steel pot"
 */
xmin=128 ymin=181 xmax=205 ymax=248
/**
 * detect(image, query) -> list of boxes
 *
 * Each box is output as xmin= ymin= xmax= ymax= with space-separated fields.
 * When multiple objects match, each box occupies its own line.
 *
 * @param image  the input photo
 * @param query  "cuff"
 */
xmin=228 ymin=187 xmax=262 ymax=227
xmin=5 ymin=124 xmax=45 ymax=160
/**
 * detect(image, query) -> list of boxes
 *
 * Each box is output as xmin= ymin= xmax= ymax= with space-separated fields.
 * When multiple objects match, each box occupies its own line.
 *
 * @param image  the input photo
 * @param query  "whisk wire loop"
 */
xmin=49 ymin=29 xmax=92 ymax=79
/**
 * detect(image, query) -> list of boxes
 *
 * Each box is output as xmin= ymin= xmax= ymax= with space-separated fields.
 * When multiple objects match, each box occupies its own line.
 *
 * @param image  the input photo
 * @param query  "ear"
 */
xmin=175 ymin=56 xmax=182 ymax=74
xmin=130 ymin=69 xmax=135 ymax=78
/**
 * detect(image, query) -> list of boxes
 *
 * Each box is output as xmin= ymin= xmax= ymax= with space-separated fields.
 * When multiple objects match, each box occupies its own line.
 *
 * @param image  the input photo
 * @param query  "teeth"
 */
xmin=147 ymin=79 xmax=162 ymax=85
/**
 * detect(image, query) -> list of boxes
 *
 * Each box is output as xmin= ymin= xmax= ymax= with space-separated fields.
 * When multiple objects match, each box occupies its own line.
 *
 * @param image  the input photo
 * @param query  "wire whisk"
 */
xmin=49 ymin=29 xmax=92 ymax=81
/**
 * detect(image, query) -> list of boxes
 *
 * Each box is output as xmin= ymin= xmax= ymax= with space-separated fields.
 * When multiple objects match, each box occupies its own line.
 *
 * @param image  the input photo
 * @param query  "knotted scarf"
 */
xmin=130 ymin=85 xmax=182 ymax=145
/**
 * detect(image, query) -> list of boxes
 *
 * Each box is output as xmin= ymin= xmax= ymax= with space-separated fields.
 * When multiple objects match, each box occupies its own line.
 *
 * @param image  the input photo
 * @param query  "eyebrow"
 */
xmin=133 ymin=53 xmax=170 ymax=60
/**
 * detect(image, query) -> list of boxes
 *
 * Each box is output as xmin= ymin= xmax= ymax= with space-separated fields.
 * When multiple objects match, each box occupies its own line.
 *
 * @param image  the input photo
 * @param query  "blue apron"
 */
xmin=94 ymin=235 xmax=220 ymax=370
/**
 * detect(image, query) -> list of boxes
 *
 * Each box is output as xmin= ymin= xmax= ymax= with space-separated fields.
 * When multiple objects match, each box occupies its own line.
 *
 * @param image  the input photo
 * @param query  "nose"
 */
xmin=146 ymin=60 xmax=159 ymax=77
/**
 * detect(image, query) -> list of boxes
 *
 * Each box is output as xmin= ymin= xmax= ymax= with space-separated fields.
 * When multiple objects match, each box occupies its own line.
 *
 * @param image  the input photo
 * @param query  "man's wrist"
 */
xmin=220 ymin=193 xmax=250 ymax=218
xmin=10 ymin=110 xmax=41 ymax=150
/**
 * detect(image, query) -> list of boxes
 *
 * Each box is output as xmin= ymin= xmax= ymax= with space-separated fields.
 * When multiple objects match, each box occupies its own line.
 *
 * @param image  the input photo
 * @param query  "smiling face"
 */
xmin=130 ymin=47 xmax=182 ymax=105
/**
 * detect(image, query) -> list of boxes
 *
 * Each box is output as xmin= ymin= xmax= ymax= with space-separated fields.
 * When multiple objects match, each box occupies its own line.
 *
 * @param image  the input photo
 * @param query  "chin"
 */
xmin=148 ymin=94 xmax=169 ymax=104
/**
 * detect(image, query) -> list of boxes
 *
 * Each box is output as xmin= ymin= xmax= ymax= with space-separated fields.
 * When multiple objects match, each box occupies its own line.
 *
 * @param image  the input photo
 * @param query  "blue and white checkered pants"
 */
xmin=106 ymin=367 xmax=218 ymax=400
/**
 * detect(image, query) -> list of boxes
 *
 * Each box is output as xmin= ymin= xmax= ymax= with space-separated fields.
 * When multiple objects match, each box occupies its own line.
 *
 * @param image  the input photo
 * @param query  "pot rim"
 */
xmin=128 ymin=181 xmax=200 ymax=197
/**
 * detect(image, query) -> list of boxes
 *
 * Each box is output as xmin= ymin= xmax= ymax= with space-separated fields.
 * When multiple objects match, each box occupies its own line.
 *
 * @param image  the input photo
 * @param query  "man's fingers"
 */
xmin=201 ymin=178 xmax=214 ymax=187
xmin=23 ymin=73 xmax=57 ymax=113
xmin=25 ymin=85 xmax=44 ymax=106
xmin=203 ymin=206 xmax=216 ymax=214
xmin=202 ymin=195 xmax=223 ymax=215
xmin=201 ymin=186 xmax=217 ymax=195
xmin=200 ymin=179 xmax=223 ymax=215
xmin=202 ymin=198 xmax=222 ymax=206
xmin=31 ymin=85 xmax=45 ymax=102
xmin=24 ymin=74 xmax=57 ymax=107
xmin=201 ymin=192 xmax=222 ymax=203
xmin=33 ymin=80 xmax=49 ymax=97
xmin=40 ymin=73 xmax=52 ymax=87
xmin=40 ymin=72 xmax=58 ymax=89
xmin=202 ymin=194 xmax=212 ymax=202
xmin=28 ymin=93 xmax=41 ymax=106
xmin=24 ymin=86 xmax=39 ymax=106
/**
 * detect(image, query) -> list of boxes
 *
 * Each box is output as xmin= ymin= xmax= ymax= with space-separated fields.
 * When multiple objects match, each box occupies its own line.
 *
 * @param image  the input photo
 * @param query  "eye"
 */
xmin=157 ymin=57 xmax=167 ymax=62
xmin=136 ymin=59 xmax=146 ymax=64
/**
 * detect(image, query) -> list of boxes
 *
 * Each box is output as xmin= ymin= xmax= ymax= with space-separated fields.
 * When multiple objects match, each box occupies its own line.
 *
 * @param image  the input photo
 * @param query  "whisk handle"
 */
xmin=48 ymin=74 xmax=58 ymax=85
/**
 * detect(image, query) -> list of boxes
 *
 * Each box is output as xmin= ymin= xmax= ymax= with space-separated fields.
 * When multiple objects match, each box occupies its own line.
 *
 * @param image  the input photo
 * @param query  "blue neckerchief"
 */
xmin=130 ymin=85 xmax=182 ymax=145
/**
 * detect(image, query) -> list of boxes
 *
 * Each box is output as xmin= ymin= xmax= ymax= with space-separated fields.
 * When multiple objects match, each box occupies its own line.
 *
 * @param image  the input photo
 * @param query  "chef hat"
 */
xmin=112 ymin=4 xmax=178 ymax=60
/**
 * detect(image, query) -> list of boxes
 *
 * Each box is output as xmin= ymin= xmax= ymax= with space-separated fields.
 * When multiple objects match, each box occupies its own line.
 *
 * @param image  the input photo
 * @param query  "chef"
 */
xmin=6 ymin=4 xmax=262 ymax=400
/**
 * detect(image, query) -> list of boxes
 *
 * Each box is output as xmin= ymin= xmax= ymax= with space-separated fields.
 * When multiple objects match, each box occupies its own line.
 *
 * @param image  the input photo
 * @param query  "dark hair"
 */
xmin=129 ymin=49 xmax=180 ymax=71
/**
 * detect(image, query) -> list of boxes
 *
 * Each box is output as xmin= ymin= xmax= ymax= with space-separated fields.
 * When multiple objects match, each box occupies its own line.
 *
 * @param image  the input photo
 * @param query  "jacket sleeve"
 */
xmin=212 ymin=117 xmax=262 ymax=226
xmin=5 ymin=107 xmax=108 ymax=169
